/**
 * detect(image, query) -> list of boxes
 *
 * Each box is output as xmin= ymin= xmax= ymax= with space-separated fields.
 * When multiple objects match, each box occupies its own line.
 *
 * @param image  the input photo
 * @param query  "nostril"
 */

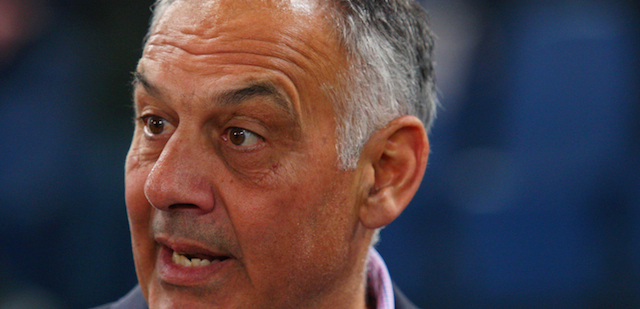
xmin=168 ymin=204 xmax=201 ymax=211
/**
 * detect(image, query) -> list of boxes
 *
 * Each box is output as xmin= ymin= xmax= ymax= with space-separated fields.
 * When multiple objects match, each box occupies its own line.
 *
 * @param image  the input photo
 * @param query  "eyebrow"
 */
xmin=132 ymin=71 xmax=161 ymax=98
xmin=216 ymin=81 xmax=291 ymax=111
xmin=132 ymin=71 xmax=297 ymax=118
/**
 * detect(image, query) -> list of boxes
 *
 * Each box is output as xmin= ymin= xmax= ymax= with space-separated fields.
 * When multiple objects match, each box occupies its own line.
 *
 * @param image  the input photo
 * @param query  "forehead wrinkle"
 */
xmin=139 ymin=43 xmax=301 ymax=110
xmin=146 ymin=30 xmax=337 ymax=80
xmin=146 ymin=2 xmax=341 ymax=74
xmin=142 ymin=38 xmax=321 ymax=114
xmin=135 ymin=57 xmax=301 ymax=130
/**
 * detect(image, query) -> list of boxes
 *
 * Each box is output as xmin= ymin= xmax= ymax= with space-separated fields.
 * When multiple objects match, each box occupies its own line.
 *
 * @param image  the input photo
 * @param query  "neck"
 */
xmin=306 ymin=260 xmax=369 ymax=309
xmin=307 ymin=233 xmax=374 ymax=309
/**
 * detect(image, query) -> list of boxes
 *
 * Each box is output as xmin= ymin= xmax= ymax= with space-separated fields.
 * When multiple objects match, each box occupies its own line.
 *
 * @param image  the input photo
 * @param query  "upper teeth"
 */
xmin=172 ymin=251 xmax=217 ymax=267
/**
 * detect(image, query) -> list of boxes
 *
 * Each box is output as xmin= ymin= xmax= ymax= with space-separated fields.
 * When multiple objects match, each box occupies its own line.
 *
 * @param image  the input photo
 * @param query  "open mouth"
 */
xmin=171 ymin=250 xmax=230 ymax=267
xmin=155 ymin=239 xmax=235 ymax=285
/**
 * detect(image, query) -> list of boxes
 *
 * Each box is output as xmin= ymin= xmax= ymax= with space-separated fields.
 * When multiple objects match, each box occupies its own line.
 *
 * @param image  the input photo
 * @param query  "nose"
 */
xmin=143 ymin=129 xmax=216 ymax=213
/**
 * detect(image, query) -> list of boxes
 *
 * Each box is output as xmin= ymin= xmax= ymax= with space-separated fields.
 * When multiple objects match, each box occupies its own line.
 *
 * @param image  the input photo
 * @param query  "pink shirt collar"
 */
xmin=367 ymin=248 xmax=395 ymax=309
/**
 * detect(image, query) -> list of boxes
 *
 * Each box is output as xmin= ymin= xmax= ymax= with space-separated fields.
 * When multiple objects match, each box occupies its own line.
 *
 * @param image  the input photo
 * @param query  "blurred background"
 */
xmin=0 ymin=0 xmax=638 ymax=308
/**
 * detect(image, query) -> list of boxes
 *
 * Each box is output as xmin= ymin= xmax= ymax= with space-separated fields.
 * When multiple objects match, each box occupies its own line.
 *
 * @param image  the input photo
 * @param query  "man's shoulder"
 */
xmin=93 ymin=284 xmax=418 ymax=309
xmin=90 ymin=286 xmax=147 ymax=309
xmin=393 ymin=283 xmax=421 ymax=309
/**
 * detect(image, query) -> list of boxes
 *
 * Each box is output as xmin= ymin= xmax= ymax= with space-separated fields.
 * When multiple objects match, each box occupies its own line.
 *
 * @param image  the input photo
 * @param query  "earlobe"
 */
xmin=359 ymin=116 xmax=429 ymax=229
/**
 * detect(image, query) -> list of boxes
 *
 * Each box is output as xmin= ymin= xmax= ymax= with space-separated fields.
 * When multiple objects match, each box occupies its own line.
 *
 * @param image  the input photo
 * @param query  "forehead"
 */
xmin=142 ymin=0 xmax=343 ymax=75
xmin=138 ymin=0 xmax=347 ymax=115
xmin=156 ymin=0 xmax=324 ymax=31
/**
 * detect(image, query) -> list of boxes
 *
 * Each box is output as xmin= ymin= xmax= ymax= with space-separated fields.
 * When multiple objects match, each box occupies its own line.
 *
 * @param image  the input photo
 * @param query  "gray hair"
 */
xmin=144 ymin=0 xmax=436 ymax=170
xmin=326 ymin=0 xmax=436 ymax=246
xmin=327 ymin=0 xmax=437 ymax=169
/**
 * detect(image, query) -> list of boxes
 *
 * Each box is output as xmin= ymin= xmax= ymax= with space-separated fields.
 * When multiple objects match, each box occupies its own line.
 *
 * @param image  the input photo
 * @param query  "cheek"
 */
xmin=124 ymin=150 xmax=157 ymax=289
xmin=125 ymin=171 xmax=152 ymax=240
xmin=125 ymin=150 xmax=152 ymax=229
xmin=230 ymin=165 xmax=357 ymax=295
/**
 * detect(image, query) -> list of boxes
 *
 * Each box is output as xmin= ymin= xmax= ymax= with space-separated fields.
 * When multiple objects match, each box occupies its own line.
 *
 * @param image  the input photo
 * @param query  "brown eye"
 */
xmin=229 ymin=127 xmax=246 ymax=145
xmin=147 ymin=117 xmax=165 ymax=134
xmin=141 ymin=115 xmax=175 ymax=137
xmin=225 ymin=127 xmax=262 ymax=147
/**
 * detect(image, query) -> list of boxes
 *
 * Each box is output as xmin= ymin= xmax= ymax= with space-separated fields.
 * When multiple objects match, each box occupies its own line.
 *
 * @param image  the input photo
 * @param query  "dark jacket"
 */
xmin=93 ymin=284 xmax=421 ymax=309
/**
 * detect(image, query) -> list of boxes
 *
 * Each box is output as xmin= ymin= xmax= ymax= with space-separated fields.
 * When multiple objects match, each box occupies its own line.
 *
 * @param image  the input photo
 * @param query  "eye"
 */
xmin=140 ymin=115 xmax=175 ymax=137
xmin=223 ymin=127 xmax=263 ymax=147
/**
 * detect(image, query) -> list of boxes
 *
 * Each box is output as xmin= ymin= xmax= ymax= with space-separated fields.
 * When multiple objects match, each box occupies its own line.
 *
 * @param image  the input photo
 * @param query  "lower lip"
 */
xmin=156 ymin=245 xmax=232 ymax=286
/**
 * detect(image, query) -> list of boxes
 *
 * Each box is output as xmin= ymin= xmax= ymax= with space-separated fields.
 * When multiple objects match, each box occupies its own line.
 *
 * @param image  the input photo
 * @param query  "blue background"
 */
xmin=0 ymin=0 xmax=638 ymax=308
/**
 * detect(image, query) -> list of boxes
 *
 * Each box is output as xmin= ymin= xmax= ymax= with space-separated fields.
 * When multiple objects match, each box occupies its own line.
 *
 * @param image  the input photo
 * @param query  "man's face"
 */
xmin=125 ymin=0 xmax=370 ymax=308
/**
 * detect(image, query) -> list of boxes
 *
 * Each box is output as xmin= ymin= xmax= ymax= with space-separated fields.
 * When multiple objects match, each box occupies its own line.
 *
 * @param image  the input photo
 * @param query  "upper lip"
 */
xmin=155 ymin=234 xmax=232 ymax=260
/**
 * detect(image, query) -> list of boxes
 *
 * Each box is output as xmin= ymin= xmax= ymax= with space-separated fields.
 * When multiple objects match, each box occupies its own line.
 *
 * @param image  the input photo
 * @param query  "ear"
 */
xmin=358 ymin=115 xmax=429 ymax=229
